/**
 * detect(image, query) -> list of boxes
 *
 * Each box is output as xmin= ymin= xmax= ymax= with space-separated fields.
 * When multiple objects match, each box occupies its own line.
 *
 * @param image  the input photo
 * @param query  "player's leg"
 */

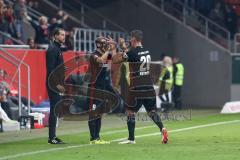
xmin=95 ymin=115 xmax=101 ymax=140
xmin=148 ymin=109 xmax=168 ymax=144
xmin=119 ymin=98 xmax=142 ymax=144
xmin=144 ymin=98 xmax=168 ymax=144
xmin=127 ymin=109 xmax=136 ymax=141
xmin=88 ymin=94 xmax=100 ymax=143
xmin=88 ymin=115 xmax=97 ymax=142
xmin=88 ymin=114 xmax=110 ymax=144
xmin=88 ymin=99 xmax=110 ymax=144
xmin=119 ymin=108 xmax=136 ymax=144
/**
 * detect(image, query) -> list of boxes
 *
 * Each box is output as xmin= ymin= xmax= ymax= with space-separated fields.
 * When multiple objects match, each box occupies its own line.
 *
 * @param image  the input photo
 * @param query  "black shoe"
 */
xmin=48 ymin=137 xmax=65 ymax=144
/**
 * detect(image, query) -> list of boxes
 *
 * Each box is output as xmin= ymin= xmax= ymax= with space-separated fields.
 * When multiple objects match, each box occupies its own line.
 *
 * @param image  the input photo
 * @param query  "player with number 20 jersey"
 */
xmin=116 ymin=30 xmax=168 ymax=144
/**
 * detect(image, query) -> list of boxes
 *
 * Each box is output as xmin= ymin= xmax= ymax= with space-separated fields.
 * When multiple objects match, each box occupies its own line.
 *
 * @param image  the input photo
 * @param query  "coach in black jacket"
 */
xmin=46 ymin=28 xmax=66 ymax=144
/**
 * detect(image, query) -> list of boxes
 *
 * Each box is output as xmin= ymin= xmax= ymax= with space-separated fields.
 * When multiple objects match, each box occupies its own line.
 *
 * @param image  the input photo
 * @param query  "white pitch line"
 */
xmin=112 ymin=119 xmax=240 ymax=142
xmin=0 ymin=120 xmax=239 ymax=160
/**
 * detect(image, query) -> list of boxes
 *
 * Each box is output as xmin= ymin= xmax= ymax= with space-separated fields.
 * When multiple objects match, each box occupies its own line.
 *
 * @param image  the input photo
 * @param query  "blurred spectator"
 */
xmin=55 ymin=10 xmax=69 ymax=30
xmin=225 ymin=5 xmax=237 ymax=39
xmin=209 ymin=2 xmax=225 ymax=27
xmin=195 ymin=0 xmax=215 ymax=17
xmin=27 ymin=16 xmax=49 ymax=45
xmin=14 ymin=0 xmax=28 ymax=41
xmin=4 ymin=5 xmax=16 ymax=38
xmin=48 ymin=17 xmax=62 ymax=34
xmin=0 ymin=0 xmax=6 ymax=32
xmin=27 ymin=37 xmax=37 ymax=49
xmin=65 ymin=28 xmax=75 ymax=50
xmin=27 ymin=0 xmax=39 ymax=10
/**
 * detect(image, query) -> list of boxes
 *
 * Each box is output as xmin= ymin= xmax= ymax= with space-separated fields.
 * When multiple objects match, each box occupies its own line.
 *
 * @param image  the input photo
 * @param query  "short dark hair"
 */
xmin=52 ymin=28 xmax=65 ymax=36
xmin=131 ymin=30 xmax=143 ymax=41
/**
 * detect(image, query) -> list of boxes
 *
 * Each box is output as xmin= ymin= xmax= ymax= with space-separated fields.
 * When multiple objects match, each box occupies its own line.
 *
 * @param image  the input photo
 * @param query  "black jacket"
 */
xmin=46 ymin=41 xmax=65 ymax=91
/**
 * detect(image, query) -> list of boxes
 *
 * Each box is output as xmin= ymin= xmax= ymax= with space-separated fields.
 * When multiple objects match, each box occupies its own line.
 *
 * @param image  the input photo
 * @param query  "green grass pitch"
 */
xmin=0 ymin=111 xmax=240 ymax=160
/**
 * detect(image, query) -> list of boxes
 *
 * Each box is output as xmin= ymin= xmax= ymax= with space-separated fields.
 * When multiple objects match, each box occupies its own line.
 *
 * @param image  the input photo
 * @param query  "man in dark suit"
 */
xmin=46 ymin=28 xmax=66 ymax=144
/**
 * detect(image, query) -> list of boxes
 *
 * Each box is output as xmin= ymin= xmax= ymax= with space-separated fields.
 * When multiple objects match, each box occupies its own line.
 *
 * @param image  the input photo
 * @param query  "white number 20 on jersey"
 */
xmin=140 ymin=55 xmax=151 ymax=72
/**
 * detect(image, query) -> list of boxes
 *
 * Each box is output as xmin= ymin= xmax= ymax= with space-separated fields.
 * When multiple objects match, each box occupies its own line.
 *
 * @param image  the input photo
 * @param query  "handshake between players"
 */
xmin=86 ymin=30 xmax=168 ymax=144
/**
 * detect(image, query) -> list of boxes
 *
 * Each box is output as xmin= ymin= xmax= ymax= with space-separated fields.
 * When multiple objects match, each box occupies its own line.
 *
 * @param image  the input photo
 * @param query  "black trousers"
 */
xmin=47 ymin=87 xmax=61 ymax=140
xmin=172 ymin=85 xmax=182 ymax=109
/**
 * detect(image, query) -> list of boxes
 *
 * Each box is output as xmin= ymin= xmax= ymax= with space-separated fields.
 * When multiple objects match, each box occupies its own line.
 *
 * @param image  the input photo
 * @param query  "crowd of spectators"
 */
xmin=0 ymin=0 xmax=75 ymax=49
xmin=182 ymin=0 xmax=238 ymax=38
xmin=0 ymin=0 xmax=26 ymax=44
xmin=155 ymin=0 xmax=240 ymax=39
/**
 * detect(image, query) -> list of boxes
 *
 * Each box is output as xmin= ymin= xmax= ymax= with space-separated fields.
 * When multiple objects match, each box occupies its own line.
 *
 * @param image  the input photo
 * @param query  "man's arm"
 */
xmin=27 ymin=16 xmax=38 ymax=30
xmin=46 ymin=47 xmax=57 ymax=75
xmin=118 ymin=38 xmax=129 ymax=53
xmin=92 ymin=52 xmax=109 ymax=64
xmin=111 ymin=37 xmax=129 ymax=63
xmin=46 ymin=47 xmax=65 ymax=93
xmin=112 ymin=52 xmax=128 ymax=64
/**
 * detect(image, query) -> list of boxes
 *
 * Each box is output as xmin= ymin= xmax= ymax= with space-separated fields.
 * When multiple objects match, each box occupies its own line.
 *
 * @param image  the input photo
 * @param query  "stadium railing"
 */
xmin=234 ymin=33 xmax=240 ymax=53
xmin=42 ymin=0 xmax=89 ymax=28
xmin=73 ymin=28 xmax=129 ymax=52
xmin=0 ymin=31 xmax=25 ymax=45
xmin=0 ymin=48 xmax=31 ymax=117
xmin=46 ymin=0 xmax=127 ymax=32
xmin=141 ymin=0 xmax=231 ymax=52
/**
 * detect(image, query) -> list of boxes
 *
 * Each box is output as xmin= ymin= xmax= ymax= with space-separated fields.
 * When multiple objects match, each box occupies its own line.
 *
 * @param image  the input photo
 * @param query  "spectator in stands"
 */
xmin=225 ymin=5 xmax=237 ymax=39
xmin=56 ymin=10 xmax=69 ymax=30
xmin=209 ymin=2 xmax=225 ymax=27
xmin=195 ymin=0 xmax=215 ymax=17
xmin=49 ymin=17 xmax=63 ymax=35
xmin=14 ymin=0 xmax=28 ymax=42
xmin=4 ymin=5 xmax=17 ymax=38
xmin=27 ymin=16 xmax=49 ymax=46
xmin=27 ymin=0 xmax=39 ymax=10
xmin=65 ymin=28 xmax=75 ymax=50
xmin=0 ymin=0 xmax=7 ymax=33
xmin=0 ymin=0 xmax=4 ymax=11
xmin=27 ymin=37 xmax=37 ymax=49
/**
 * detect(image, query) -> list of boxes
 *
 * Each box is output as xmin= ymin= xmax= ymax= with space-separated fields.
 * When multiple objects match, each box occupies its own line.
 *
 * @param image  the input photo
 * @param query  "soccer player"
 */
xmin=112 ymin=30 xmax=168 ymax=144
xmin=86 ymin=36 xmax=116 ymax=144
